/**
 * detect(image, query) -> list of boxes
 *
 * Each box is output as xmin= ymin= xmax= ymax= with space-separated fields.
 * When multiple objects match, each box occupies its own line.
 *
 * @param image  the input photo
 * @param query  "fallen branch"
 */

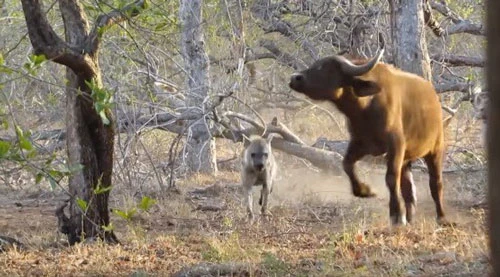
xmin=434 ymin=81 xmax=474 ymax=93
xmin=219 ymin=114 xmax=344 ymax=174
xmin=431 ymin=54 xmax=484 ymax=67
xmin=272 ymin=137 xmax=343 ymax=174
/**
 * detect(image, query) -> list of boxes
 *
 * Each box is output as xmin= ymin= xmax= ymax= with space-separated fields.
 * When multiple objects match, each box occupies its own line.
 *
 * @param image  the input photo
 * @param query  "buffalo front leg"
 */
xmin=401 ymin=162 xmax=417 ymax=223
xmin=343 ymin=141 xmax=376 ymax=197
xmin=386 ymin=134 xmax=406 ymax=226
xmin=424 ymin=152 xmax=451 ymax=225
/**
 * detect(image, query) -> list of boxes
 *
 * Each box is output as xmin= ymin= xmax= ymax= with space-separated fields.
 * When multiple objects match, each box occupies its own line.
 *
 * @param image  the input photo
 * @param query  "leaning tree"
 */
xmin=20 ymin=0 xmax=146 ymax=244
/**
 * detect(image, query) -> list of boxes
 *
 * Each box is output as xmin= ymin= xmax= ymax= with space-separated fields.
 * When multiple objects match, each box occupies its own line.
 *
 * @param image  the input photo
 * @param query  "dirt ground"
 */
xmin=0 ymin=161 xmax=489 ymax=276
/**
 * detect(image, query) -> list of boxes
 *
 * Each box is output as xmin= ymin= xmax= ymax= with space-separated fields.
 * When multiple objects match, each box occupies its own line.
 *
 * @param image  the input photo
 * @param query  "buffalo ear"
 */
xmin=351 ymin=78 xmax=381 ymax=97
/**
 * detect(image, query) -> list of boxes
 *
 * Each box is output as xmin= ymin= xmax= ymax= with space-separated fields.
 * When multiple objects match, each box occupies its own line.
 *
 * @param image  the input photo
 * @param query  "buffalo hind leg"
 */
xmin=343 ymin=141 xmax=376 ymax=198
xmin=401 ymin=162 xmax=417 ymax=224
xmin=386 ymin=133 xmax=406 ymax=226
xmin=424 ymin=152 xmax=452 ymax=226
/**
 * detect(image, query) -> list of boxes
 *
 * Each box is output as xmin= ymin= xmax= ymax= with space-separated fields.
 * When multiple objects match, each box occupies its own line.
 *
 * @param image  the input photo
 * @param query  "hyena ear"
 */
xmin=266 ymin=133 xmax=276 ymax=145
xmin=242 ymin=134 xmax=251 ymax=147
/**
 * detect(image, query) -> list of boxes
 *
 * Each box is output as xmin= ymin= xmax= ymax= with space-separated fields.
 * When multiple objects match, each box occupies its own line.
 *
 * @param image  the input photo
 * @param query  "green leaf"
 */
xmin=76 ymin=198 xmax=88 ymax=211
xmin=113 ymin=208 xmax=136 ymax=221
xmin=15 ymin=125 xmax=24 ymax=138
xmin=94 ymin=184 xmax=112 ymax=195
xmin=102 ymin=222 xmax=114 ymax=232
xmin=154 ymin=22 xmax=168 ymax=31
xmin=35 ymin=173 xmax=44 ymax=184
xmin=138 ymin=196 xmax=156 ymax=212
xmin=19 ymin=137 xmax=33 ymax=151
xmin=48 ymin=169 xmax=63 ymax=180
xmin=0 ymin=66 xmax=13 ymax=74
xmin=0 ymin=54 xmax=11 ymax=74
xmin=0 ymin=140 xmax=11 ymax=158
xmin=32 ymin=54 xmax=47 ymax=66
xmin=26 ymin=148 xmax=37 ymax=158
xmin=48 ymin=177 xmax=58 ymax=191
xmin=99 ymin=110 xmax=110 ymax=125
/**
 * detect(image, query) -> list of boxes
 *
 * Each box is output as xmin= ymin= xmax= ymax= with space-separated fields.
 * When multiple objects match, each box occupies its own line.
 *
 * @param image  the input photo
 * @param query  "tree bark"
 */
xmin=487 ymin=0 xmax=500 ymax=274
xmin=20 ymin=0 xmax=145 ymax=245
xmin=179 ymin=0 xmax=218 ymax=173
xmin=390 ymin=0 xmax=432 ymax=80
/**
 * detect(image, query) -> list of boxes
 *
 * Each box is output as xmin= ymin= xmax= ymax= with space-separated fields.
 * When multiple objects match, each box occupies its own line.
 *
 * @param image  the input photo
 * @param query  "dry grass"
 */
xmin=0 ymin=107 xmax=489 ymax=276
xmin=0 ymin=165 xmax=490 ymax=276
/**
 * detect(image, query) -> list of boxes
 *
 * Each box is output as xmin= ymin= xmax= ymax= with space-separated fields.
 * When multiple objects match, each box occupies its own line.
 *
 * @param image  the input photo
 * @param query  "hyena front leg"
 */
xmin=246 ymin=185 xmax=255 ymax=221
xmin=260 ymin=182 xmax=272 ymax=217
xmin=242 ymin=174 xmax=257 ymax=222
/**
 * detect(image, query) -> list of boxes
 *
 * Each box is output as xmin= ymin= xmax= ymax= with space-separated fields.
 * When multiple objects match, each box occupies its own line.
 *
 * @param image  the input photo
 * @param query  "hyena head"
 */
xmin=244 ymin=135 xmax=274 ymax=172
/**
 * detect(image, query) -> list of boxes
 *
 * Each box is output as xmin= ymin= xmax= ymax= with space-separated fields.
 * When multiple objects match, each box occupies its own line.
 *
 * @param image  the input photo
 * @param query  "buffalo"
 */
xmin=289 ymin=35 xmax=450 ymax=226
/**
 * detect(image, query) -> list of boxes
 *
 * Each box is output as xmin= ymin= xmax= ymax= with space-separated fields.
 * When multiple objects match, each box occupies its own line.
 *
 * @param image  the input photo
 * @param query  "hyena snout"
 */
xmin=254 ymin=163 xmax=264 ymax=171
xmin=251 ymin=153 xmax=268 ymax=172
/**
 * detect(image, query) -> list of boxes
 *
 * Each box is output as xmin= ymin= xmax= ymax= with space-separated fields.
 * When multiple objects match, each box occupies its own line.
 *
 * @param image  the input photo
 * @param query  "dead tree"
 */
xmin=390 ymin=0 xmax=432 ymax=80
xmin=179 ymin=0 xmax=218 ymax=173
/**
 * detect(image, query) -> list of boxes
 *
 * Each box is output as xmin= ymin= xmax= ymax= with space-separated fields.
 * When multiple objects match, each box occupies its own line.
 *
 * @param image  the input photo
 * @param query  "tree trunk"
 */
xmin=179 ymin=0 xmax=218 ymax=173
xmin=487 ymin=0 xmax=500 ymax=274
xmin=390 ymin=0 xmax=432 ymax=80
xmin=21 ymin=0 xmax=145 ymax=245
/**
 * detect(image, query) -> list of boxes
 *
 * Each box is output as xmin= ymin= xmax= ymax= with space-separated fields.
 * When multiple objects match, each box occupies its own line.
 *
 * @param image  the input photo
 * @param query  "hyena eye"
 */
xmin=251 ymin=153 xmax=256 ymax=158
xmin=262 ymin=153 xmax=268 ymax=158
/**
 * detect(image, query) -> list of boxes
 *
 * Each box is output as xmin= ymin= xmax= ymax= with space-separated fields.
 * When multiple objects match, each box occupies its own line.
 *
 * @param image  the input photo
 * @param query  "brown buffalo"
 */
xmin=289 ymin=35 xmax=449 ymax=226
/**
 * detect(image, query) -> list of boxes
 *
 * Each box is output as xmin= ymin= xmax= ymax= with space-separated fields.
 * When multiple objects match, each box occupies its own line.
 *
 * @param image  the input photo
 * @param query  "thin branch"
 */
xmin=87 ymin=0 xmax=147 ymax=54
xmin=423 ymin=0 xmax=445 ymax=37
xmin=259 ymin=39 xmax=305 ymax=70
xmin=20 ymin=0 xmax=88 ymax=72
xmin=262 ymin=19 xmax=319 ymax=60
xmin=430 ymin=1 xmax=485 ymax=36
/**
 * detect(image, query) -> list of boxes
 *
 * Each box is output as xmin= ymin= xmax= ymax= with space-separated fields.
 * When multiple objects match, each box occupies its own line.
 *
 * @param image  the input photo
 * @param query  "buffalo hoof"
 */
xmin=437 ymin=217 xmax=456 ymax=227
xmin=353 ymin=183 xmax=377 ymax=198
xmin=390 ymin=214 xmax=407 ymax=226
xmin=247 ymin=213 xmax=255 ymax=224
xmin=261 ymin=210 xmax=272 ymax=218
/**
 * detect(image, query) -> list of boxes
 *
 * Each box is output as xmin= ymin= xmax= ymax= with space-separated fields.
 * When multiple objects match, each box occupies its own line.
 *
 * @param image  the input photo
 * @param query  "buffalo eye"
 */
xmin=292 ymin=74 xmax=303 ymax=82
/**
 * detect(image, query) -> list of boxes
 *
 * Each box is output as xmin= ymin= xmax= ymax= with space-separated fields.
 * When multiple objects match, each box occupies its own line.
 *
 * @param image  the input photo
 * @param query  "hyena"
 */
xmin=472 ymin=90 xmax=488 ymax=148
xmin=241 ymin=135 xmax=277 ymax=221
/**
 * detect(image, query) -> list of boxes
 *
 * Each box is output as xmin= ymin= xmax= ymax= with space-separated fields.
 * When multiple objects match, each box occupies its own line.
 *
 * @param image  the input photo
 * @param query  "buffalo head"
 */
xmin=289 ymin=35 xmax=385 ymax=100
